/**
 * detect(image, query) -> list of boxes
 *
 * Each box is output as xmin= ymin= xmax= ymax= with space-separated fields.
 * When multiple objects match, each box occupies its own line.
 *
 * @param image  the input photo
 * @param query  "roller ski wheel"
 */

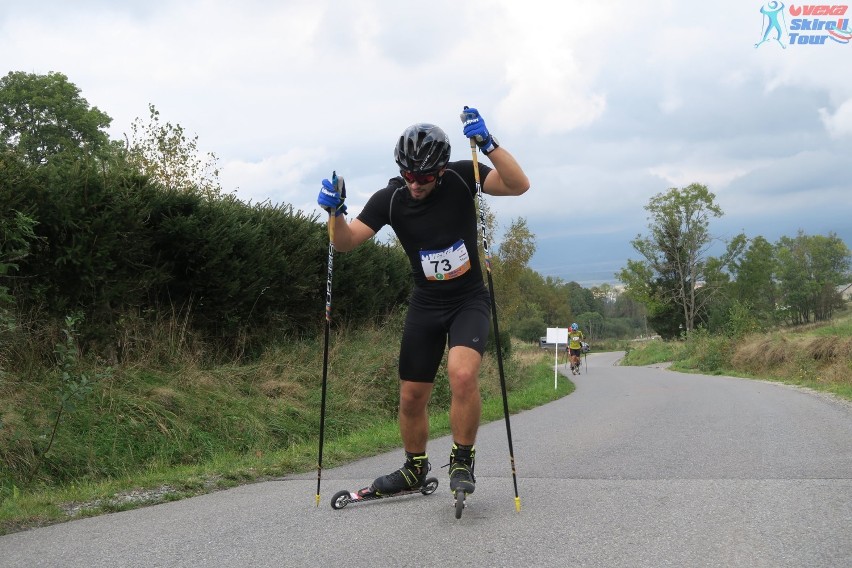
xmin=329 ymin=477 xmax=439 ymax=510
xmin=454 ymin=489 xmax=467 ymax=519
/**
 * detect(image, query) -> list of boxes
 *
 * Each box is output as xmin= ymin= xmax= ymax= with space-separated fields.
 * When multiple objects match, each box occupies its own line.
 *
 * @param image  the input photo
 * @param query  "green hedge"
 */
xmin=1 ymin=153 xmax=412 ymax=360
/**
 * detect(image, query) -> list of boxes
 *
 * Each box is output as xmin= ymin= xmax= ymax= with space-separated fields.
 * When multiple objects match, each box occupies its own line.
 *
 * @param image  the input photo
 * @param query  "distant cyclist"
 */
xmin=568 ymin=323 xmax=585 ymax=375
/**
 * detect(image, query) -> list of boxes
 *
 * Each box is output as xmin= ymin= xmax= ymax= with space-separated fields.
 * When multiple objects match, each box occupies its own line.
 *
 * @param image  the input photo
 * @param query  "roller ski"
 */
xmin=330 ymin=453 xmax=438 ymax=510
xmin=448 ymin=443 xmax=476 ymax=519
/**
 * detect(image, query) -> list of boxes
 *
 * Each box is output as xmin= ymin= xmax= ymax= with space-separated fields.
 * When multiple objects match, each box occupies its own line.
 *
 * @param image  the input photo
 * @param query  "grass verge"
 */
xmin=621 ymin=312 xmax=852 ymax=402
xmin=0 ymin=346 xmax=569 ymax=535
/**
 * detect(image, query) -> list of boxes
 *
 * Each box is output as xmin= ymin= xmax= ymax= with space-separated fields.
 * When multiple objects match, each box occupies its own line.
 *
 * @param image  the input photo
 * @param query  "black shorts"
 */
xmin=569 ymin=348 xmax=583 ymax=357
xmin=398 ymin=289 xmax=491 ymax=383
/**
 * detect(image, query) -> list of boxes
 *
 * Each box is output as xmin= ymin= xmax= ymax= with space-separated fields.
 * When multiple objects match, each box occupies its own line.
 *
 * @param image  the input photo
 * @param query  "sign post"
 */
xmin=546 ymin=327 xmax=569 ymax=389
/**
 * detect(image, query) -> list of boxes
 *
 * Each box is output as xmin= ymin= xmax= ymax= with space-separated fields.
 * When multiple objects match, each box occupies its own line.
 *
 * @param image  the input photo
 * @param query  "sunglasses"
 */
xmin=400 ymin=170 xmax=438 ymax=185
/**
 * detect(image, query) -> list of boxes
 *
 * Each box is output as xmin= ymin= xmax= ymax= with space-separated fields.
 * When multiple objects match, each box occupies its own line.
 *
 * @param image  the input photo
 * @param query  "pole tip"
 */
xmin=315 ymin=494 xmax=321 ymax=507
xmin=514 ymin=496 xmax=521 ymax=512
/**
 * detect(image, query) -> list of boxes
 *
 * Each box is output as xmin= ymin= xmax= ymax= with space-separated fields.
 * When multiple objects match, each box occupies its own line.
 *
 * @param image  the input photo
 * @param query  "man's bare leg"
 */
xmin=398 ymin=380 xmax=433 ymax=452
xmin=369 ymin=380 xmax=433 ymax=495
xmin=447 ymin=345 xmax=482 ymax=496
xmin=447 ymin=346 xmax=482 ymax=445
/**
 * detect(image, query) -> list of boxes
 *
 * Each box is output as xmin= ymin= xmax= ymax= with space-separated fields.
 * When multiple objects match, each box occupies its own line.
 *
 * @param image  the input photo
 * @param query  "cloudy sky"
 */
xmin=3 ymin=0 xmax=851 ymax=285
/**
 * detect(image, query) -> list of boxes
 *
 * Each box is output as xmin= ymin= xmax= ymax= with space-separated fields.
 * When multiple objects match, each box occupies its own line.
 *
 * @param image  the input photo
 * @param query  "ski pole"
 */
xmin=462 ymin=107 xmax=521 ymax=513
xmin=316 ymin=172 xmax=343 ymax=507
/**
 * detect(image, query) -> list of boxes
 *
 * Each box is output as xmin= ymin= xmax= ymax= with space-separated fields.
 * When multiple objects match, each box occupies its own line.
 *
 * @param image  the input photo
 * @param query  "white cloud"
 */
xmin=818 ymin=98 xmax=852 ymax=138
xmin=646 ymin=160 xmax=764 ymax=190
xmin=220 ymin=147 xmax=329 ymax=205
xmin=496 ymin=1 xmax=610 ymax=134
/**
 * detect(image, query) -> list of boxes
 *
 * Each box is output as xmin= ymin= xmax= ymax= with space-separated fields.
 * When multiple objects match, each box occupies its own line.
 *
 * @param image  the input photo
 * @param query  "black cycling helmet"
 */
xmin=394 ymin=123 xmax=451 ymax=173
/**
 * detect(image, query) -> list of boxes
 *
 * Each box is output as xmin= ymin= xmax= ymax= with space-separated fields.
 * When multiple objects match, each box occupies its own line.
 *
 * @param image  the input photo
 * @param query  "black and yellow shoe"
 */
xmin=448 ymin=443 xmax=476 ymax=495
xmin=371 ymin=453 xmax=429 ymax=495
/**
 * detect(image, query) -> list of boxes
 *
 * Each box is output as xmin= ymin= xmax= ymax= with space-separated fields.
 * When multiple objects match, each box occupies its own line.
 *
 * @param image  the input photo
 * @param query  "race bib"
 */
xmin=571 ymin=335 xmax=581 ymax=343
xmin=420 ymin=240 xmax=471 ymax=281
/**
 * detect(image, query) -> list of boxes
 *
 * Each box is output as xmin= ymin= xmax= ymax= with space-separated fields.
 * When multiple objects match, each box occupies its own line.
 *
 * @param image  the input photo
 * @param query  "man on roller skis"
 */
xmin=317 ymin=107 xmax=529 ymax=500
xmin=567 ymin=322 xmax=585 ymax=375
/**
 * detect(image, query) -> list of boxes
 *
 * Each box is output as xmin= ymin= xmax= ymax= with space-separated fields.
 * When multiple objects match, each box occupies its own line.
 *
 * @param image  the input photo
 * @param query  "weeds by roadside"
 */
xmin=621 ymin=311 xmax=852 ymax=401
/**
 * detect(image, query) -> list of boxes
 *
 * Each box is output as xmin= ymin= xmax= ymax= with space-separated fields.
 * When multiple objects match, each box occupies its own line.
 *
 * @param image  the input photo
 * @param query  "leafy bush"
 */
xmin=725 ymin=300 xmax=764 ymax=339
xmin=511 ymin=317 xmax=546 ymax=343
xmin=679 ymin=328 xmax=732 ymax=374
xmin=2 ymin=156 xmax=412 ymax=363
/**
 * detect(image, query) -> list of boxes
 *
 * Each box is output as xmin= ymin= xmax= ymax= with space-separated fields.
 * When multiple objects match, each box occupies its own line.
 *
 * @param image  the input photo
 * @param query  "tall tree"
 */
xmin=618 ymin=259 xmax=682 ymax=338
xmin=775 ymin=231 xmax=850 ymax=323
xmin=0 ymin=71 xmax=112 ymax=165
xmin=619 ymin=183 xmax=744 ymax=332
xmin=731 ymin=235 xmax=777 ymax=323
xmin=495 ymin=217 xmax=536 ymax=324
xmin=564 ymin=281 xmax=600 ymax=325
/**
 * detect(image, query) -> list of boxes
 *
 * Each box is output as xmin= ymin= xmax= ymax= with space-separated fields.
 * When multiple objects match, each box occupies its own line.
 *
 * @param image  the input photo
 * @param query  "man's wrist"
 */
xmin=480 ymin=135 xmax=499 ymax=155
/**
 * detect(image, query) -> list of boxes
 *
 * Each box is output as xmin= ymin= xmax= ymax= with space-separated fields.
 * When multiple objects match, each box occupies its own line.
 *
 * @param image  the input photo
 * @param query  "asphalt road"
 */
xmin=2 ymin=351 xmax=851 ymax=567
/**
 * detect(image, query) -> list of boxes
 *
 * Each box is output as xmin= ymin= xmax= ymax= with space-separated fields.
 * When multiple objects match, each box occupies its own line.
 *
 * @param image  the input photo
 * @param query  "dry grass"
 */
xmin=810 ymin=336 xmax=852 ymax=362
xmin=731 ymin=336 xmax=790 ymax=369
xmin=730 ymin=331 xmax=852 ymax=389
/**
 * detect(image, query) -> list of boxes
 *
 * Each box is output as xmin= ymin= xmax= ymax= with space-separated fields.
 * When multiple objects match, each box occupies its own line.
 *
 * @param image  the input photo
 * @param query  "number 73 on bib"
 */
xmin=420 ymin=239 xmax=471 ymax=281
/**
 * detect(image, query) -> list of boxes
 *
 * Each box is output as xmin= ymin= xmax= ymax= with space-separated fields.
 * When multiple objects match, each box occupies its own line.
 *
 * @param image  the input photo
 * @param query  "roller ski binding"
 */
xmin=448 ymin=444 xmax=476 ymax=519
xmin=330 ymin=453 xmax=438 ymax=510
